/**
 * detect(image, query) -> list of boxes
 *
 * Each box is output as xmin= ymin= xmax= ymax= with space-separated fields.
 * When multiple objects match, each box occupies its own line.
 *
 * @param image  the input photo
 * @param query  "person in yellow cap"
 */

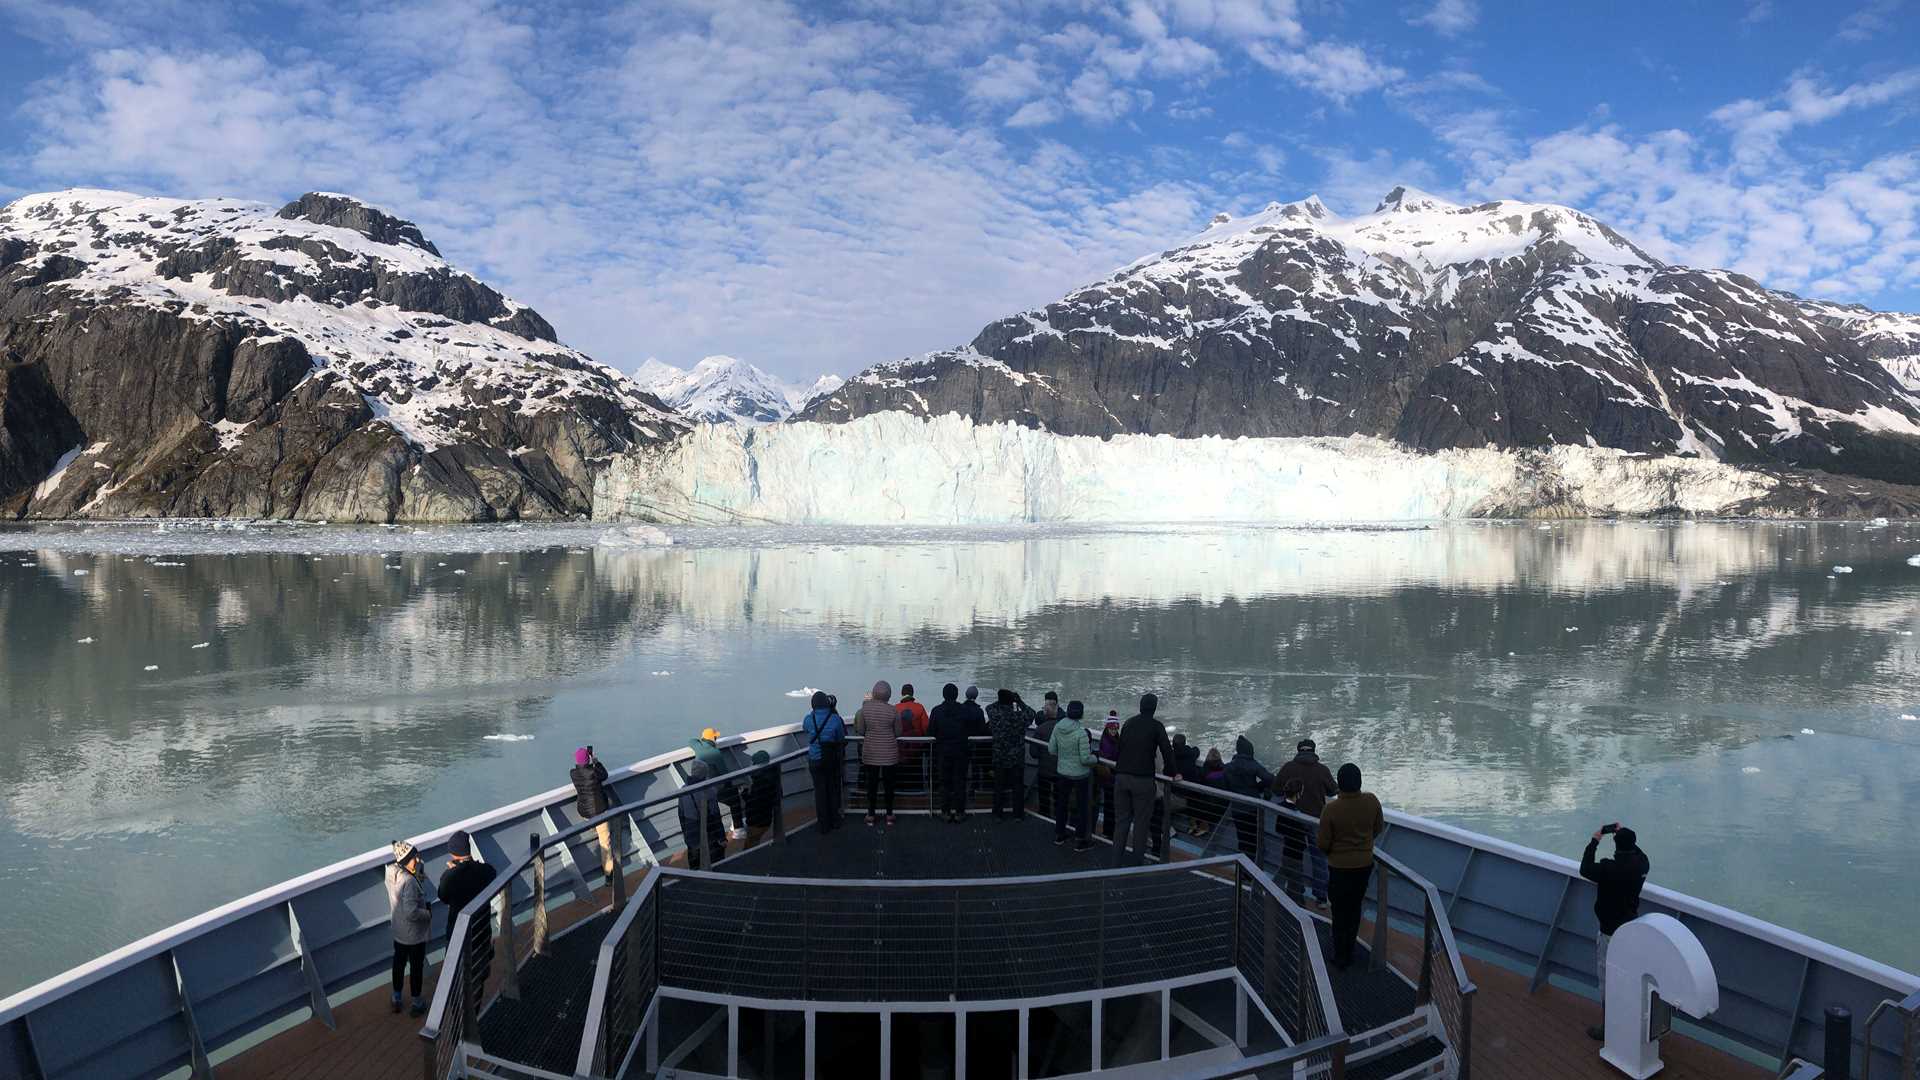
xmin=688 ymin=727 xmax=746 ymax=836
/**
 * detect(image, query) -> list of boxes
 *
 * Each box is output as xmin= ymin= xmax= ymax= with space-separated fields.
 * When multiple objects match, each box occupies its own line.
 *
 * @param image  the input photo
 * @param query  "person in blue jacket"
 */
xmin=802 ymin=691 xmax=848 ymax=832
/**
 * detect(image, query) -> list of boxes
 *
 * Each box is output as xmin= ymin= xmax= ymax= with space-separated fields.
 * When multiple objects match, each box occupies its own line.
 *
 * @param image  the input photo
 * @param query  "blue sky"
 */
xmin=1 ymin=0 xmax=1917 ymax=383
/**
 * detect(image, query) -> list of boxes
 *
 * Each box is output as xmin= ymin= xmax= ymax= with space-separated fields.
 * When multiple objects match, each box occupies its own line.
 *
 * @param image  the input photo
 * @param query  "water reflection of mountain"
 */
xmin=0 ymin=550 xmax=673 ymax=836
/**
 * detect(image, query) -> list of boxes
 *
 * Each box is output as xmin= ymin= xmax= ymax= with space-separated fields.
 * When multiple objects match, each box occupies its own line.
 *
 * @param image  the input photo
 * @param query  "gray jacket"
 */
xmin=387 ymin=864 xmax=435 ymax=946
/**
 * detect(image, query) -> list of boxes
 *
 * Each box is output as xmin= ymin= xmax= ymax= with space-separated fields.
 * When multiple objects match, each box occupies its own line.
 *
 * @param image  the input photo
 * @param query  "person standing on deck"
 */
xmin=986 ymin=689 xmax=1037 ymax=819
xmin=1582 ymin=824 xmax=1651 ymax=1041
xmin=1048 ymin=700 xmax=1097 ymax=851
xmin=678 ymin=760 xmax=727 ymax=868
xmin=896 ymin=684 xmax=930 ymax=788
xmin=436 ymin=830 xmax=497 ymax=1016
xmin=688 ymin=728 xmax=746 ymax=838
xmin=1275 ymin=779 xmax=1311 ymax=902
xmin=1278 ymin=738 xmax=1338 ymax=906
xmin=1316 ymin=763 xmax=1384 ymax=970
xmin=856 ymin=680 xmax=902 ymax=826
xmin=1033 ymin=691 xmax=1063 ymax=817
xmin=930 ymin=683 xmax=972 ymax=822
xmin=744 ymin=750 xmax=781 ymax=847
xmin=1111 ymin=694 xmax=1173 ymax=866
xmin=386 ymin=840 xmax=435 ymax=1016
xmin=961 ymin=685 xmax=991 ymax=798
xmin=802 ymin=692 xmax=847 ymax=832
xmin=1224 ymin=736 xmax=1275 ymax=861
xmin=1096 ymin=716 xmax=1122 ymax=838
xmin=570 ymin=747 xmax=618 ymax=877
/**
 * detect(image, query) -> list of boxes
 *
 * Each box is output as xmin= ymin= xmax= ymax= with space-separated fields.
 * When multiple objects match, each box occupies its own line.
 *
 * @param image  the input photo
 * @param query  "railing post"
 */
xmin=775 ymin=769 xmax=787 ymax=843
xmin=1231 ymin=862 xmax=1243 ymax=972
xmin=1096 ymin=876 xmax=1108 ymax=990
xmin=1460 ymin=986 xmax=1474 ymax=1080
xmin=1418 ymin=899 xmax=1435 ymax=1006
xmin=531 ymin=832 xmax=550 ymax=957
xmin=1368 ymin=865 xmax=1389 ymax=973
xmin=497 ymin=877 xmax=520 ymax=1001
xmin=612 ymin=826 xmax=627 ymax=909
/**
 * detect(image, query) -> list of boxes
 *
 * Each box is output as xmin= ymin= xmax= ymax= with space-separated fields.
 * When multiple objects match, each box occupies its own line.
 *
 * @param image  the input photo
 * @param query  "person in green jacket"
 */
xmin=689 ymin=727 xmax=746 ymax=836
xmin=1048 ymin=701 xmax=1097 ymax=851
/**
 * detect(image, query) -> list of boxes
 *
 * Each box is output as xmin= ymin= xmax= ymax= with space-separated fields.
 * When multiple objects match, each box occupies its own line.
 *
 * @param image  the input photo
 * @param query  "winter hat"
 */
xmin=1139 ymin=693 xmax=1158 ymax=716
xmin=1337 ymin=763 xmax=1362 ymax=793
xmin=996 ymin=688 xmax=1015 ymax=705
xmin=810 ymin=690 xmax=830 ymax=710
xmin=941 ymin=683 xmax=959 ymax=701
xmin=1297 ymin=739 xmax=1316 ymax=753
xmin=1235 ymin=735 xmax=1255 ymax=757
xmin=1172 ymin=732 xmax=1188 ymax=748
xmin=392 ymin=840 xmax=419 ymax=866
xmin=1103 ymin=719 xmax=1121 ymax=734
xmin=901 ymin=683 xmax=915 ymax=698
xmin=751 ymin=750 xmax=770 ymax=765
xmin=447 ymin=830 xmax=472 ymax=859
xmin=1067 ymin=700 xmax=1084 ymax=720
xmin=1107 ymin=709 xmax=1119 ymax=719
xmin=575 ymin=747 xmax=592 ymax=766
xmin=871 ymin=680 xmax=892 ymax=702
xmin=701 ymin=727 xmax=721 ymax=742
xmin=964 ymin=686 xmax=979 ymax=701
xmin=1614 ymin=827 xmax=1638 ymax=851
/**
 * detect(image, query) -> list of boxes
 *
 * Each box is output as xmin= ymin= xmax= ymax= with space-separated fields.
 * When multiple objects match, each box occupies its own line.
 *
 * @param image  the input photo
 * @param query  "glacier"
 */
xmin=593 ymin=412 xmax=1780 ymax=524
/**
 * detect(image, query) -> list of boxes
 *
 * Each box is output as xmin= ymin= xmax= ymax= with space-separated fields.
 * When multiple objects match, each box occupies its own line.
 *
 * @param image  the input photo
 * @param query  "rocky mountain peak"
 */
xmin=635 ymin=355 xmax=841 ymax=425
xmin=1373 ymin=185 xmax=1461 ymax=214
xmin=275 ymin=192 xmax=441 ymax=256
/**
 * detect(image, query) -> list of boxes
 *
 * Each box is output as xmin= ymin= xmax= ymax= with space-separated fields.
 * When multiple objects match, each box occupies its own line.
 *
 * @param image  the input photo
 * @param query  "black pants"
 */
xmin=1232 ymin=805 xmax=1261 ymax=860
xmin=1327 ymin=863 xmax=1374 ymax=966
xmin=681 ymin=813 xmax=725 ymax=868
xmin=937 ymin=750 xmax=969 ymax=816
xmin=721 ymin=786 xmax=745 ymax=831
xmin=1053 ymin=774 xmax=1092 ymax=842
xmin=992 ymin=765 xmax=1024 ymax=817
xmin=1036 ymin=773 xmax=1055 ymax=816
xmin=865 ymin=763 xmax=896 ymax=816
xmin=1099 ymin=781 xmax=1115 ymax=837
xmin=392 ymin=939 xmax=425 ymax=999
xmin=810 ymin=756 xmax=841 ymax=831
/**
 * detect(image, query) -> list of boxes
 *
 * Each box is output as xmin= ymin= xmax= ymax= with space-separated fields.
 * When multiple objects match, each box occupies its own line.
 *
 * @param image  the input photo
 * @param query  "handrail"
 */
xmin=1175 ymin=1030 xmax=1353 ymax=1078
xmin=573 ymin=867 xmax=663 ymax=1078
xmin=1860 ymin=988 xmax=1920 ymax=1080
xmin=418 ymin=741 xmax=812 ymax=1045
xmin=0 ymin=720 xmax=811 ymax=1025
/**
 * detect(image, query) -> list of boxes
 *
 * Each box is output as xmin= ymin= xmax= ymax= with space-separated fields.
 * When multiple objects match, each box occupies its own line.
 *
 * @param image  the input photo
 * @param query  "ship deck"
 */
xmin=219 ymin=812 xmax=1770 ymax=1080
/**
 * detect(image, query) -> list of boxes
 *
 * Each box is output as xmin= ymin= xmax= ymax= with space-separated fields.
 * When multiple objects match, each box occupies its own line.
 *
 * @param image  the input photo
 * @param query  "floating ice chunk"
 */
xmin=1832 ymin=565 xmax=1854 ymax=573
xmin=1907 ymin=555 xmax=1920 ymax=567
xmin=143 ymin=665 xmax=158 ymax=671
xmin=1901 ymin=714 xmax=1918 ymax=721
xmin=1741 ymin=766 xmax=1761 ymax=774
xmin=597 ymin=525 xmax=674 ymax=548
xmin=1564 ymin=626 xmax=1578 ymax=631
xmin=76 ymin=637 xmax=93 ymax=644
xmin=191 ymin=642 xmax=210 ymax=649
xmin=453 ymin=569 xmax=466 ymax=575
xmin=1799 ymin=728 xmax=1815 ymax=735
xmin=650 ymin=670 xmax=673 ymax=676
xmin=72 ymin=569 xmax=89 ymax=576
xmin=483 ymin=733 xmax=536 ymax=742
xmin=437 ymin=561 xmax=447 ymax=567
xmin=1872 ymin=517 xmax=1890 ymax=526
xmin=785 ymin=687 xmax=821 ymax=698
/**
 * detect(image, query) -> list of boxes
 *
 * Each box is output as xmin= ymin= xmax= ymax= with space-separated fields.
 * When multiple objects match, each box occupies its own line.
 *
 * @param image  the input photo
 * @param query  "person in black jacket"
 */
xmin=743 ymin=750 xmax=781 ymax=846
xmin=1223 ymin=735 xmax=1274 ymax=860
xmin=570 ymin=747 xmax=617 ymax=877
xmin=1111 ymin=694 xmax=1173 ymax=866
xmin=929 ymin=683 xmax=973 ymax=822
xmin=436 ymin=830 xmax=497 ymax=1017
xmin=1581 ymin=824 xmax=1651 ymax=1040
xmin=960 ymin=685 xmax=990 ymax=795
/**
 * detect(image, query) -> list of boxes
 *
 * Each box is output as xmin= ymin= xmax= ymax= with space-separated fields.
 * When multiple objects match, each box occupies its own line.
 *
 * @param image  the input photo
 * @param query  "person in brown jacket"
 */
xmin=1316 ymin=762 xmax=1384 ymax=969
xmin=856 ymin=680 xmax=902 ymax=826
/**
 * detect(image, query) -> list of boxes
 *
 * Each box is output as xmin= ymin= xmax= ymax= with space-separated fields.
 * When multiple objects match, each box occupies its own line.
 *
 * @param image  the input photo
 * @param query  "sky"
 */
xmin=1 ymin=1 xmax=1917 ymax=384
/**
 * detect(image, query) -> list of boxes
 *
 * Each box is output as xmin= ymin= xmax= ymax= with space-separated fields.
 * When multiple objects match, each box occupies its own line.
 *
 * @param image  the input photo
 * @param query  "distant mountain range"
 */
xmin=802 ymin=186 xmax=1920 ymax=487
xmin=634 ymin=355 xmax=841 ymax=426
xmin=4 ymin=184 xmax=1918 ymax=523
xmin=0 ymin=189 xmax=682 ymax=521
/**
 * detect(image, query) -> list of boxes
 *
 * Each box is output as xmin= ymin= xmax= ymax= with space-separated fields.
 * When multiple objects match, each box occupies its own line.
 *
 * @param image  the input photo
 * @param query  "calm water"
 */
xmin=2 ymin=520 xmax=1918 ymax=996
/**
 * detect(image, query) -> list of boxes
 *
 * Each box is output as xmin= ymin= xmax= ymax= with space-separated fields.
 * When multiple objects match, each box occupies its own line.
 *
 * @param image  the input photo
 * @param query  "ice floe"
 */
xmin=1832 ymin=565 xmax=1854 ymax=573
xmin=482 ymin=733 xmax=536 ymax=742
xmin=785 ymin=687 xmax=821 ymax=698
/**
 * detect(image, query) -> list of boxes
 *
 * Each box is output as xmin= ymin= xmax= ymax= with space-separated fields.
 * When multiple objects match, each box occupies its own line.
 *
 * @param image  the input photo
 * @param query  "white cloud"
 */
xmin=1711 ymin=69 xmax=1920 ymax=170
xmin=1410 ymin=0 xmax=1479 ymax=36
xmin=964 ymin=54 xmax=1049 ymax=105
xmin=1836 ymin=0 xmax=1903 ymax=42
xmin=1247 ymin=40 xmax=1405 ymax=104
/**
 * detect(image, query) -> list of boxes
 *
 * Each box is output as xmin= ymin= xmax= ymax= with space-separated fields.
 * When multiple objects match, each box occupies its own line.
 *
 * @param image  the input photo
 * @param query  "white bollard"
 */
xmin=1601 ymin=914 xmax=1720 ymax=1078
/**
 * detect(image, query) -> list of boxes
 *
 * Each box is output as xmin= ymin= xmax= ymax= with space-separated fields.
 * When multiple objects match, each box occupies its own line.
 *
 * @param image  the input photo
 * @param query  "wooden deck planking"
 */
xmin=218 ymin=809 xmax=1774 ymax=1080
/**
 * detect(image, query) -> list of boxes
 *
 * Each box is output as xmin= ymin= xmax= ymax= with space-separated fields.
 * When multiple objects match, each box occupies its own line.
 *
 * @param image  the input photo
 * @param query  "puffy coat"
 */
xmin=386 ymin=864 xmax=434 ymax=946
xmin=571 ymin=759 xmax=611 ymax=819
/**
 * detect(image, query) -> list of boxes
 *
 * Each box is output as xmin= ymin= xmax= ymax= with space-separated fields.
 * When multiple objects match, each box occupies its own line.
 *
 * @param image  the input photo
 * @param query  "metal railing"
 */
xmin=419 ymin=742 xmax=813 ymax=1079
xmin=1861 ymin=990 xmax=1920 ymax=1080
xmin=565 ymin=854 xmax=1346 ymax=1079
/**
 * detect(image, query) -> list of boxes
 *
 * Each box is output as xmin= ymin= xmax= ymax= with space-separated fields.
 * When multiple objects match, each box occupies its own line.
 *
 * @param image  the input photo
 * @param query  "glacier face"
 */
xmin=595 ymin=412 xmax=1780 ymax=524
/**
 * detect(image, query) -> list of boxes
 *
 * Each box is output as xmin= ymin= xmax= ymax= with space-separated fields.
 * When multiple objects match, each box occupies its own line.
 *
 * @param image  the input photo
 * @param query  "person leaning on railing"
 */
xmin=1316 ymin=763 xmax=1384 ymax=970
xmin=678 ymin=761 xmax=727 ymax=869
xmin=744 ymin=750 xmax=781 ymax=847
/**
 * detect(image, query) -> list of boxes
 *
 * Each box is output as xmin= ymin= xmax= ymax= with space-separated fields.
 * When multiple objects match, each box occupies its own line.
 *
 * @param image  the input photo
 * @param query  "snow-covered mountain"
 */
xmin=0 ymin=189 xmax=683 ymax=521
xmin=803 ymin=186 xmax=1920 ymax=487
xmin=634 ymin=355 xmax=842 ymax=425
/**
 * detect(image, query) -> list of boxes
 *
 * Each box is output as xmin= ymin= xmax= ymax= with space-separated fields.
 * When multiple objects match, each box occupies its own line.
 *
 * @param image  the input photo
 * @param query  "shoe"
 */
xmin=1054 ymin=835 xmax=1069 ymax=846
xmin=410 ymin=998 xmax=427 ymax=1017
xmin=390 ymin=992 xmax=402 ymax=1014
xmin=886 ymin=814 xmax=896 ymax=826
xmin=865 ymin=815 xmax=876 ymax=826
xmin=1074 ymin=843 xmax=1093 ymax=853
xmin=1587 ymin=1025 xmax=1604 ymax=1042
